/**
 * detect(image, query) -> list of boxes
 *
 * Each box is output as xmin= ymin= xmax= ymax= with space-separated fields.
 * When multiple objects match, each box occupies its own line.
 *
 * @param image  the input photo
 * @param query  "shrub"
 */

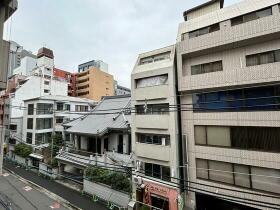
xmin=85 ymin=166 xmax=131 ymax=193
xmin=14 ymin=143 xmax=32 ymax=158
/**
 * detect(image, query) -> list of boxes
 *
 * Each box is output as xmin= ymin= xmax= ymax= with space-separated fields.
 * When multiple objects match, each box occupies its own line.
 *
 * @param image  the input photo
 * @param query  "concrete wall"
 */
xmin=180 ymin=39 xmax=280 ymax=92
xmin=131 ymin=45 xmax=180 ymax=202
xmin=186 ymin=1 xmax=221 ymax=21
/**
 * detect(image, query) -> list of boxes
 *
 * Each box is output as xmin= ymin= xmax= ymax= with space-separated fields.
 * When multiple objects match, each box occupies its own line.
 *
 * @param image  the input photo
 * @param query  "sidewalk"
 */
xmin=0 ymin=170 xmax=70 ymax=210
xmin=4 ymin=161 xmax=108 ymax=210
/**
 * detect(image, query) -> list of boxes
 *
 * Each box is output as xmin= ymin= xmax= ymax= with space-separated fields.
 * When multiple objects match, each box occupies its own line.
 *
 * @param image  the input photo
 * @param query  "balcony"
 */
xmin=134 ymin=143 xmax=170 ymax=162
xmin=135 ymin=114 xmax=169 ymax=130
xmin=177 ymin=13 xmax=280 ymax=57
xmin=134 ymin=85 xmax=169 ymax=100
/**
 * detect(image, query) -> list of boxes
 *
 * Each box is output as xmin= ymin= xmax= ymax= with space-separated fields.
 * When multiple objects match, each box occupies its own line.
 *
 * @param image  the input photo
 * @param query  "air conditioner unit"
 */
xmin=132 ymin=175 xmax=142 ymax=185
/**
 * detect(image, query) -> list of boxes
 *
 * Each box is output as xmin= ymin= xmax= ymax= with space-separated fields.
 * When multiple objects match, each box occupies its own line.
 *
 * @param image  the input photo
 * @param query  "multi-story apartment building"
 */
xmin=176 ymin=0 xmax=280 ymax=209
xmin=78 ymin=59 xmax=108 ymax=73
xmin=76 ymin=67 xmax=114 ymax=101
xmin=21 ymin=95 xmax=94 ymax=146
xmin=114 ymin=81 xmax=131 ymax=96
xmin=131 ymin=45 xmax=181 ymax=210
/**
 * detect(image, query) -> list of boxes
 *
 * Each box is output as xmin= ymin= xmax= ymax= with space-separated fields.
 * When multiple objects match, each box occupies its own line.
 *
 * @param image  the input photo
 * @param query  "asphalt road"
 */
xmin=4 ymin=161 xmax=108 ymax=210
xmin=0 ymin=170 xmax=69 ymax=210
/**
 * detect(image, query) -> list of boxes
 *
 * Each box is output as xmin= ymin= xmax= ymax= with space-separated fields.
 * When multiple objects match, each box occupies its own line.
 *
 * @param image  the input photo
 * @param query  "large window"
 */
xmin=35 ymin=132 xmax=52 ymax=145
xmin=28 ymin=104 xmax=34 ymax=115
xmin=193 ymin=85 xmax=280 ymax=112
xmin=231 ymin=7 xmax=272 ymax=26
xmin=135 ymin=74 xmax=168 ymax=88
xmin=36 ymin=103 xmax=53 ymax=114
xmin=195 ymin=125 xmax=280 ymax=153
xmin=144 ymin=163 xmax=170 ymax=181
xmin=137 ymin=133 xmax=170 ymax=146
xmin=26 ymin=132 xmax=32 ymax=144
xmin=196 ymin=159 xmax=280 ymax=194
xmin=36 ymin=118 xmax=53 ymax=130
xmin=188 ymin=23 xmax=220 ymax=39
xmin=139 ymin=52 xmax=170 ymax=65
xmin=191 ymin=61 xmax=223 ymax=75
xmin=135 ymin=103 xmax=169 ymax=115
xmin=75 ymin=105 xmax=89 ymax=112
xmin=56 ymin=103 xmax=64 ymax=111
xmin=27 ymin=118 xmax=33 ymax=129
xmin=246 ymin=49 xmax=280 ymax=66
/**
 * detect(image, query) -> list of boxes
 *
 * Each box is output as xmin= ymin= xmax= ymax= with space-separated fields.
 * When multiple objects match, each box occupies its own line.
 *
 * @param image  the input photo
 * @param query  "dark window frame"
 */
xmin=189 ymin=23 xmax=220 ymax=39
xmin=137 ymin=133 xmax=170 ymax=146
xmin=191 ymin=60 xmax=223 ymax=75
xmin=144 ymin=162 xmax=171 ymax=182
xmin=246 ymin=49 xmax=280 ymax=67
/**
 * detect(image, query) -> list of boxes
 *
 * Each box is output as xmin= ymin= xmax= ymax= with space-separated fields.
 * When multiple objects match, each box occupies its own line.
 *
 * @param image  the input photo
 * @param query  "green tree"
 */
xmin=14 ymin=143 xmax=33 ymax=158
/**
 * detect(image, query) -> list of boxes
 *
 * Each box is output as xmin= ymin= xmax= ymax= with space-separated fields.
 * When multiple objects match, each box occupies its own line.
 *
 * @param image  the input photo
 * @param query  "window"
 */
xmin=246 ymin=49 xmax=280 ymax=66
xmin=37 ymin=103 xmax=53 ymax=114
xmin=196 ymin=159 xmax=280 ymax=194
xmin=208 ymin=160 xmax=234 ymax=184
xmin=36 ymin=118 xmax=53 ymax=130
xmin=137 ymin=133 xmax=170 ymax=146
xmin=136 ymin=74 xmax=168 ymax=88
xmin=193 ymin=85 xmax=280 ymax=112
xmin=27 ymin=118 xmax=33 ymax=129
xmin=44 ymin=81 xmax=50 ymax=85
xmin=9 ymin=124 xmax=17 ymax=131
xmin=35 ymin=132 xmax=52 ymax=145
xmin=65 ymin=104 xmax=70 ymax=111
xmin=135 ymin=103 xmax=169 ymax=115
xmin=56 ymin=118 xmax=63 ymax=124
xmin=195 ymin=125 xmax=280 ymax=153
xmin=56 ymin=103 xmax=64 ymax=111
xmin=139 ymin=52 xmax=170 ymax=65
xmin=75 ymin=105 xmax=89 ymax=112
xmin=191 ymin=61 xmax=223 ymax=75
xmin=144 ymin=163 xmax=171 ymax=181
xmin=28 ymin=104 xmax=34 ymax=115
xmin=231 ymin=7 xmax=272 ymax=26
xmin=44 ymin=89 xmax=50 ymax=93
xmin=189 ymin=23 xmax=220 ymax=39
xmin=251 ymin=167 xmax=280 ymax=194
xmin=26 ymin=132 xmax=32 ymax=144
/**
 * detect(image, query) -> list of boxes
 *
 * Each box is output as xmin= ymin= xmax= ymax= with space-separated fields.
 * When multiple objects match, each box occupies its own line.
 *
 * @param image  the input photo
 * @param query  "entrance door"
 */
xmin=88 ymin=137 xmax=96 ymax=153
xmin=104 ymin=138 xmax=109 ymax=152
xmin=151 ymin=194 xmax=169 ymax=210
xmin=97 ymin=138 xmax=102 ymax=154
xmin=118 ymin=134 xmax=123 ymax=154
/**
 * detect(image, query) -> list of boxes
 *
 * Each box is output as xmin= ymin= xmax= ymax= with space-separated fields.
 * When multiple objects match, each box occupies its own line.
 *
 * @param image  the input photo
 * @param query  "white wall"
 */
xmin=13 ymin=56 xmax=37 ymax=76
xmin=10 ymin=76 xmax=68 ymax=118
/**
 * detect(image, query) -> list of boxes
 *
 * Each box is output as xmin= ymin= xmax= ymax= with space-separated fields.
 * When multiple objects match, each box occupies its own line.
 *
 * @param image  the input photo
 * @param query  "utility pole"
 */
xmin=0 ymin=125 xmax=4 ymax=175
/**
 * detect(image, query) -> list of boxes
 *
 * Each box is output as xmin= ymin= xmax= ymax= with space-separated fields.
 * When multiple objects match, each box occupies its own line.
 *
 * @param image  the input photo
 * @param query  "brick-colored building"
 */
xmin=53 ymin=68 xmax=77 ymax=97
xmin=76 ymin=67 xmax=114 ymax=101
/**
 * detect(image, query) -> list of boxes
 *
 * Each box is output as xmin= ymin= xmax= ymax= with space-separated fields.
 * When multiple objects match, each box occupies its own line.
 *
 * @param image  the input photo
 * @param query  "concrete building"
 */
xmin=78 ymin=60 xmax=108 ymax=73
xmin=131 ymin=45 xmax=181 ymax=210
xmin=21 ymin=95 xmax=94 ymax=145
xmin=76 ymin=67 xmax=114 ymax=101
xmin=176 ymin=0 xmax=280 ymax=209
xmin=53 ymin=68 xmax=76 ymax=97
xmin=8 ymin=41 xmax=36 ymax=77
xmin=114 ymin=81 xmax=131 ymax=96
xmin=13 ymin=55 xmax=37 ymax=76
xmin=0 ymin=0 xmax=18 ymax=90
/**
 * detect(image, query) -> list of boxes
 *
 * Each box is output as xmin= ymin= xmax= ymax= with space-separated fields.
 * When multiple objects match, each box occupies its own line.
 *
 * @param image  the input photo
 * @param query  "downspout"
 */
xmin=174 ymin=49 xmax=186 ymax=194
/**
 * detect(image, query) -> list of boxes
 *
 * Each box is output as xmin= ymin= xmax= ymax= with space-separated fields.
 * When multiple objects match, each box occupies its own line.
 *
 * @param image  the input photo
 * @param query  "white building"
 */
xmin=21 ymin=95 xmax=94 ymax=145
xmin=176 ymin=0 xmax=280 ymax=209
xmin=13 ymin=56 xmax=37 ymax=76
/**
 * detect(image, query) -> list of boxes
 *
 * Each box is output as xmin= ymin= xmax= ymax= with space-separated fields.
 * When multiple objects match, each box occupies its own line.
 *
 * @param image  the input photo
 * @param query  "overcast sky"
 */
xmin=4 ymin=0 xmax=241 ymax=88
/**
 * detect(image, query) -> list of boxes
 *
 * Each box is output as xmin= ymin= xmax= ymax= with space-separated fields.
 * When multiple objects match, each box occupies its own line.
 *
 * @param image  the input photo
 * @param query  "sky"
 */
xmin=4 ymin=0 xmax=241 ymax=88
